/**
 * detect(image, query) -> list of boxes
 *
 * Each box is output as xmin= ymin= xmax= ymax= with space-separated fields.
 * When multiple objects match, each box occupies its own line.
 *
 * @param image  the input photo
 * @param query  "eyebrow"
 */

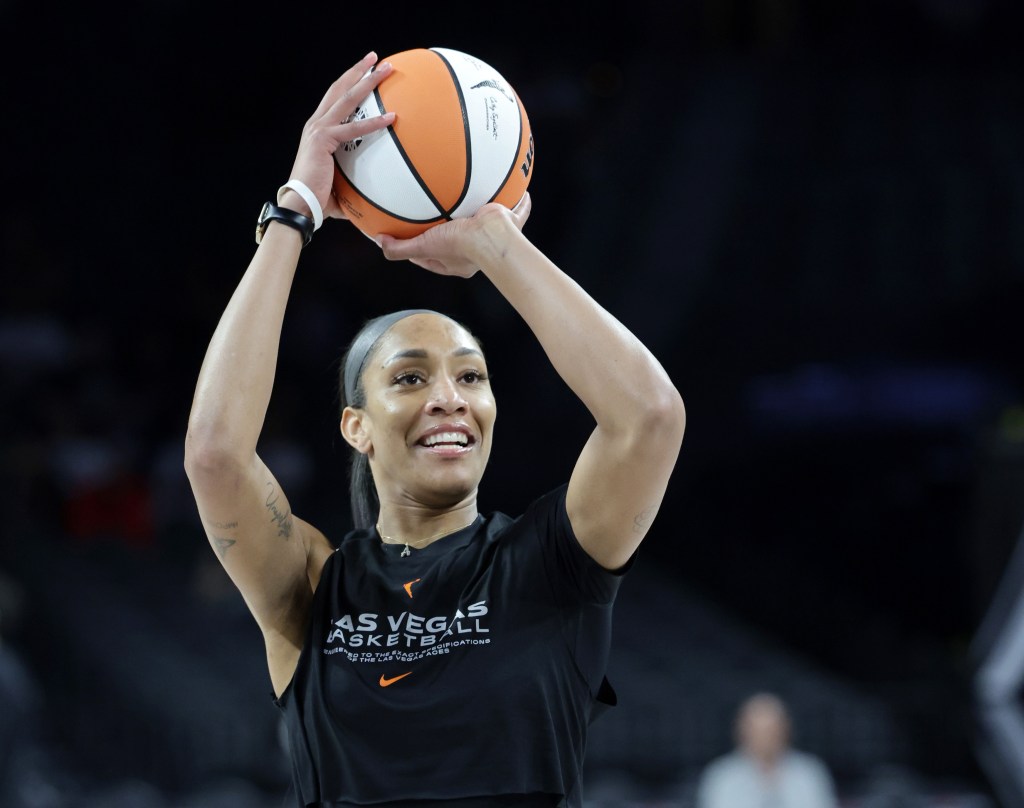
xmin=382 ymin=346 xmax=484 ymax=365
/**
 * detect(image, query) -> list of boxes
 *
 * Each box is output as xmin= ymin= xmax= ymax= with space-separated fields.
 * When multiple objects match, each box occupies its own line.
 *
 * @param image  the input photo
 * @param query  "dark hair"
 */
xmin=338 ymin=309 xmax=481 ymax=530
xmin=338 ymin=355 xmax=377 ymax=531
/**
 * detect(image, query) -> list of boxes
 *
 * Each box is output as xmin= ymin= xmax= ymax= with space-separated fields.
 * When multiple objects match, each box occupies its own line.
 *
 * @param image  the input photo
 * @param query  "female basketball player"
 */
xmin=185 ymin=51 xmax=685 ymax=807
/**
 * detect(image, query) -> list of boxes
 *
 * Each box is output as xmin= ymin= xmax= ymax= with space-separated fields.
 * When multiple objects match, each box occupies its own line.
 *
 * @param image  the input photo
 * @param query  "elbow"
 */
xmin=641 ymin=385 xmax=687 ymax=449
xmin=601 ymin=373 xmax=686 ymax=453
xmin=183 ymin=424 xmax=249 ymax=485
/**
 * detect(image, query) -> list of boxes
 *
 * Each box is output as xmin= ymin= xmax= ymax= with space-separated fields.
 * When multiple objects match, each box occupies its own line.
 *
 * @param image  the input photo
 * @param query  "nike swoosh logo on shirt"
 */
xmin=379 ymin=672 xmax=413 ymax=687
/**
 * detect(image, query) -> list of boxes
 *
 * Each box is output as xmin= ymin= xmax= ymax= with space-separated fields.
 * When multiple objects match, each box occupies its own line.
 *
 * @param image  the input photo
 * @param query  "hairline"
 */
xmin=380 ymin=345 xmax=485 ymax=367
xmin=342 ymin=310 xmax=483 ymax=407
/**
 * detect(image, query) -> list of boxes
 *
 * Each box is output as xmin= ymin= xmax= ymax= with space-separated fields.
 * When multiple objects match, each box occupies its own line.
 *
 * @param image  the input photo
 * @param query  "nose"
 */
xmin=425 ymin=374 xmax=467 ymax=414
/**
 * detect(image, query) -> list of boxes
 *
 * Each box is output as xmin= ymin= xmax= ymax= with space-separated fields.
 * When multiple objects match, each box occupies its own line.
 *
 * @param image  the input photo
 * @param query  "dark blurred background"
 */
xmin=2 ymin=0 xmax=1023 ymax=806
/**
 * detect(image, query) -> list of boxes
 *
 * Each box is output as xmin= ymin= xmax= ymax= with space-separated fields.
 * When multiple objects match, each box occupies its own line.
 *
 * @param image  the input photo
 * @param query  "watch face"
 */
xmin=255 ymin=201 xmax=274 ymax=243
xmin=255 ymin=201 xmax=311 ymax=246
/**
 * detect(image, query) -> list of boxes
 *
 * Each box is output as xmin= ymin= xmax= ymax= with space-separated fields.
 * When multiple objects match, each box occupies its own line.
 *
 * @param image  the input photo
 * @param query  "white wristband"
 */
xmin=277 ymin=179 xmax=323 ymax=231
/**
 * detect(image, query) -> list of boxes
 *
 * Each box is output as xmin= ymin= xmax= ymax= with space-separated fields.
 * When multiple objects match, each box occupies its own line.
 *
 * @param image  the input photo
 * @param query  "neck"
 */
xmin=376 ymin=501 xmax=479 ymax=549
xmin=750 ymin=751 xmax=783 ymax=774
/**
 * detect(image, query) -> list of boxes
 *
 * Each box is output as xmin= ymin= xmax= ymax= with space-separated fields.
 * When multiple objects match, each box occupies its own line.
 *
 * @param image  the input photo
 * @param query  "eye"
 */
xmin=393 ymin=371 xmax=426 ymax=386
xmin=459 ymin=370 xmax=489 ymax=384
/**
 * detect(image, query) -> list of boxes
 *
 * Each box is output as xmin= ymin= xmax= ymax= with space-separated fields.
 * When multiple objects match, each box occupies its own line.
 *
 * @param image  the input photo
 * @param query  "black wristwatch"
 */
xmin=255 ymin=201 xmax=314 ymax=246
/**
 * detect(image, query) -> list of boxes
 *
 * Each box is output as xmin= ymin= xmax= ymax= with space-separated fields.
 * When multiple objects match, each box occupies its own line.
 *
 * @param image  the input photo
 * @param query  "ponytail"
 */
xmin=347 ymin=452 xmax=378 ymax=532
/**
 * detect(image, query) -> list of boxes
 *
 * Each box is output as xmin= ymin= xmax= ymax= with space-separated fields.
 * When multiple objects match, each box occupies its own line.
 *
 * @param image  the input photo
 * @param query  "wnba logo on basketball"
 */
xmin=471 ymin=79 xmax=515 ymax=104
xmin=340 ymin=107 xmax=369 ymax=153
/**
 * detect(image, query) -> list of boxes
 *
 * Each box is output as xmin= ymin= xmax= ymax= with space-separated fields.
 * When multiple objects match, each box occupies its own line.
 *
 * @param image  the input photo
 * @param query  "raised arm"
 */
xmin=184 ymin=53 xmax=395 ymax=693
xmin=377 ymin=199 xmax=685 ymax=570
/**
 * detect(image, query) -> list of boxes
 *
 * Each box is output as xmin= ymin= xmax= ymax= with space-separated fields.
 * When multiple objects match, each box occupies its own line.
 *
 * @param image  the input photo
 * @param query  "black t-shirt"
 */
xmin=274 ymin=485 xmax=628 ymax=807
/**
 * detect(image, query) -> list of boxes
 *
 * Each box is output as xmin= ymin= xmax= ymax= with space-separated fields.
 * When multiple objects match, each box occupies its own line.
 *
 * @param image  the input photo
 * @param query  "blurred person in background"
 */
xmin=696 ymin=691 xmax=838 ymax=808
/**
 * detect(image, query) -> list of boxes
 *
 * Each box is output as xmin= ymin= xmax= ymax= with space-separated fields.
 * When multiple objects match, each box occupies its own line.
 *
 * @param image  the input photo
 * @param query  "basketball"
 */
xmin=333 ymin=47 xmax=534 ymax=240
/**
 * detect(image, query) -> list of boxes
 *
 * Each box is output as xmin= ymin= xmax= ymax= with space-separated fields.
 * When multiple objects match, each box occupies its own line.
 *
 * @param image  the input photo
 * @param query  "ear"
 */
xmin=340 ymin=406 xmax=372 ymax=454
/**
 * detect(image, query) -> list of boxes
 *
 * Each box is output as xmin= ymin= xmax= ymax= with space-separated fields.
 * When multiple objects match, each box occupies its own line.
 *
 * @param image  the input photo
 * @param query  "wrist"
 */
xmin=470 ymin=211 xmax=524 ymax=269
xmin=277 ymin=189 xmax=312 ymax=218
xmin=277 ymin=179 xmax=324 ymax=231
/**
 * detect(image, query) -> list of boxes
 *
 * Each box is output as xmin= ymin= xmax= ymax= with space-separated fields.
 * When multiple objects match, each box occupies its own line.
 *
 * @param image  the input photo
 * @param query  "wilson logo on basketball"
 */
xmin=521 ymin=134 xmax=535 ymax=179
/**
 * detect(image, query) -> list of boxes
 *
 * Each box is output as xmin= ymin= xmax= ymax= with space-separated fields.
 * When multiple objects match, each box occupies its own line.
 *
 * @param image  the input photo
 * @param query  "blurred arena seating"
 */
xmin=3 ymin=530 xmax=997 ymax=807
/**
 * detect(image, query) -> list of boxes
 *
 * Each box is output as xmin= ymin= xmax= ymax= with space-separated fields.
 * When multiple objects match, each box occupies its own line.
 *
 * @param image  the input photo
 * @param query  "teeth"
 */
xmin=423 ymin=431 xmax=469 ymax=447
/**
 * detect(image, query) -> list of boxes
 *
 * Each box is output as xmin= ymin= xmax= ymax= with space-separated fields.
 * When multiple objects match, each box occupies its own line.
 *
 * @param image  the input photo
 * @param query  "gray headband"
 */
xmin=343 ymin=309 xmax=442 ymax=405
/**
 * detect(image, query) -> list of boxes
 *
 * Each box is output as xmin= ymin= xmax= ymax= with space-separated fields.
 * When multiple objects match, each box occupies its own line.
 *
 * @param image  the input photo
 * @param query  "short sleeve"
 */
xmin=524 ymin=484 xmax=632 ymax=606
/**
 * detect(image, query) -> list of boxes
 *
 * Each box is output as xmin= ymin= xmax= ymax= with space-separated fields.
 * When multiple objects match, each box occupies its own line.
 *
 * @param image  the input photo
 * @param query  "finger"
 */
xmin=324 ymin=110 xmax=395 ymax=144
xmin=377 ymin=231 xmax=439 ymax=263
xmin=512 ymin=192 xmax=532 ymax=227
xmin=377 ymin=233 xmax=401 ymax=259
xmin=410 ymin=257 xmax=477 ymax=278
xmin=312 ymin=51 xmax=379 ymax=118
xmin=377 ymin=233 xmax=434 ymax=264
xmin=310 ymin=51 xmax=380 ymax=120
xmin=323 ymin=59 xmax=394 ymax=124
xmin=412 ymin=258 xmax=463 ymax=275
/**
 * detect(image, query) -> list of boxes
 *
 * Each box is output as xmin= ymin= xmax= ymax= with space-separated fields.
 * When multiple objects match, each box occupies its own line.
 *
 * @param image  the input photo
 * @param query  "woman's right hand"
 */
xmin=377 ymin=193 xmax=532 ymax=278
xmin=280 ymin=52 xmax=395 ymax=220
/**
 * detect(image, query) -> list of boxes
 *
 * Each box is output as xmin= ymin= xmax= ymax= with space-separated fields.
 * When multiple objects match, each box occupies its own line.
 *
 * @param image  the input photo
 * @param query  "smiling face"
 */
xmin=340 ymin=313 xmax=496 ymax=511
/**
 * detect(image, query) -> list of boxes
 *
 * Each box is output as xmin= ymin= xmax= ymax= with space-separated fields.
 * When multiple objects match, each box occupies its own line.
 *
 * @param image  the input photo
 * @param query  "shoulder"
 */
xmin=470 ymin=486 xmax=567 ymax=548
xmin=329 ymin=527 xmax=379 ymax=563
xmin=698 ymin=751 xmax=748 ymax=789
xmin=701 ymin=751 xmax=746 ymax=777
xmin=787 ymin=750 xmax=831 ymax=772
xmin=315 ymin=526 xmax=375 ymax=572
xmin=782 ymin=751 xmax=836 ymax=789
xmin=495 ymin=485 xmax=568 ymax=526
xmin=504 ymin=484 xmax=630 ymax=603
xmin=697 ymin=752 xmax=750 ymax=803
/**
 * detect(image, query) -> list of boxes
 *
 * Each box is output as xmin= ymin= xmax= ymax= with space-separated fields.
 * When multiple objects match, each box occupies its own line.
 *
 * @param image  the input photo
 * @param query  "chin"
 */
xmin=421 ymin=472 xmax=483 ymax=507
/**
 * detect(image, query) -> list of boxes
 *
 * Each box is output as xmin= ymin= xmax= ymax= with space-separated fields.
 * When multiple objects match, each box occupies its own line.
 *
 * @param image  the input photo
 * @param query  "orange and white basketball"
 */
xmin=333 ymin=47 xmax=534 ymax=240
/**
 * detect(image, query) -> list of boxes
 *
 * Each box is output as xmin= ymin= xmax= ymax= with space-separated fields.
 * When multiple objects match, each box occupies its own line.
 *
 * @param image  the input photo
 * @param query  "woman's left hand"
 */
xmin=376 ymin=193 xmax=532 ymax=278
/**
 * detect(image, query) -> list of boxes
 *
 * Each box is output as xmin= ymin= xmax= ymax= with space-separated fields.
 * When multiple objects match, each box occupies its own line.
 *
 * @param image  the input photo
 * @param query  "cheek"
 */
xmin=476 ymin=397 xmax=497 ymax=429
xmin=372 ymin=396 xmax=418 ymax=430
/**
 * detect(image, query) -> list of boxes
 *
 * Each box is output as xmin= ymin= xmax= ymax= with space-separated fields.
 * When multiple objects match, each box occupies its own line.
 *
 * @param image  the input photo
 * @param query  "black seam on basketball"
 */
xmin=334 ymin=153 xmax=445 ymax=224
xmin=488 ymin=97 xmax=525 ymax=206
xmin=334 ymin=157 xmax=447 ymax=224
xmin=433 ymin=49 xmax=471 ymax=217
xmin=333 ymin=84 xmax=447 ymax=224
xmin=374 ymin=84 xmax=447 ymax=218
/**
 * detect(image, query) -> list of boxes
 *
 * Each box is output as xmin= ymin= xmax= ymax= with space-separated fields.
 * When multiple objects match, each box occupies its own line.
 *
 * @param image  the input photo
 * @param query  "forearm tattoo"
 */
xmin=265 ymin=483 xmax=294 ymax=540
xmin=212 ymin=536 xmax=237 ymax=560
xmin=633 ymin=504 xmax=657 ymax=535
xmin=204 ymin=520 xmax=239 ymax=560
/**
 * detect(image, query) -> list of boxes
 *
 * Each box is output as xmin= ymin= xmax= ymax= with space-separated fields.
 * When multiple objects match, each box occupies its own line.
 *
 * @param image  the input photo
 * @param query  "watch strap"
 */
xmin=256 ymin=202 xmax=314 ymax=246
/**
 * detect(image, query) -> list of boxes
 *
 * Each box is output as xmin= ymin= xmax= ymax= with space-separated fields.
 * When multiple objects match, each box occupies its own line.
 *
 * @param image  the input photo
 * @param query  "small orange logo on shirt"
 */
xmin=379 ymin=672 xmax=413 ymax=687
xmin=403 ymin=578 xmax=422 ymax=598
